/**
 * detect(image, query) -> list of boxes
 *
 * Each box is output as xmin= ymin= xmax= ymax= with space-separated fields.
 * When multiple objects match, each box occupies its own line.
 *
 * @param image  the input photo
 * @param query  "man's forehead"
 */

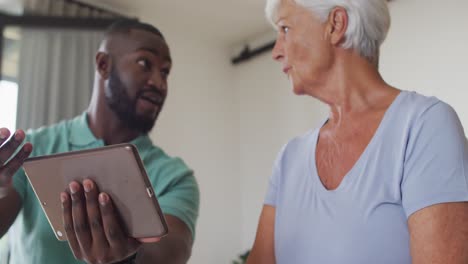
xmin=107 ymin=29 xmax=171 ymax=60
xmin=128 ymin=28 xmax=165 ymax=43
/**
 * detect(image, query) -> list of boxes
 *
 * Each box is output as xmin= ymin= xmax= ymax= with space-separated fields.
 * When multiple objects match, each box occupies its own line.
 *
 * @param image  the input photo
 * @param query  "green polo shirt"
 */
xmin=7 ymin=113 xmax=199 ymax=264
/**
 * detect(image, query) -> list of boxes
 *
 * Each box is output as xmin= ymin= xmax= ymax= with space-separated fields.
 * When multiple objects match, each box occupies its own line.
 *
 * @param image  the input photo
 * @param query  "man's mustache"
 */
xmin=137 ymin=88 xmax=165 ymax=105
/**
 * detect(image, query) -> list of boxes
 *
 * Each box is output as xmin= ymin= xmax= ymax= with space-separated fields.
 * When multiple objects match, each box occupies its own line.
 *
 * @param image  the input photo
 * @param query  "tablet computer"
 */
xmin=22 ymin=143 xmax=168 ymax=241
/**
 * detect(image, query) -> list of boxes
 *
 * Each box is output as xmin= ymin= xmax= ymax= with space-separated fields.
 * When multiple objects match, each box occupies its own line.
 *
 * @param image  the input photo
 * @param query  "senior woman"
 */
xmin=246 ymin=0 xmax=468 ymax=263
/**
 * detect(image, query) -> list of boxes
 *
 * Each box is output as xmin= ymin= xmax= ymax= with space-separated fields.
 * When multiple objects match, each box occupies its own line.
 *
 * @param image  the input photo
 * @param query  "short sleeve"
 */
xmin=153 ymin=157 xmax=200 ymax=240
xmin=402 ymin=102 xmax=468 ymax=218
xmin=264 ymin=144 xmax=287 ymax=206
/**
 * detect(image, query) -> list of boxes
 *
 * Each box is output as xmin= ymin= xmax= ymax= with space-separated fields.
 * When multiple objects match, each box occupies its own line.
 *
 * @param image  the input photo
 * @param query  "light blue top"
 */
xmin=265 ymin=91 xmax=468 ymax=264
xmin=7 ymin=113 xmax=199 ymax=264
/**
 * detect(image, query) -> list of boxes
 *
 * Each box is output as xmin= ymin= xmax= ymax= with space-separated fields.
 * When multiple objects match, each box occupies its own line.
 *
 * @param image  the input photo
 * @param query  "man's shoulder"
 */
xmin=25 ymin=116 xmax=77 ymax=155
xmin=139 ymin=144 xmax=194 ymax=188
xmin=26 ymin=118 xmax=75 ymax=141
xmin=142 ymin=144 xmax=192 ymax=173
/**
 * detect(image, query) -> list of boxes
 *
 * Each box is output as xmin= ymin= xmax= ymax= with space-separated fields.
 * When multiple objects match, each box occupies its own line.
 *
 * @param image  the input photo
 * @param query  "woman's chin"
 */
xmin=292 ymin=85 xmax=307 ymax=95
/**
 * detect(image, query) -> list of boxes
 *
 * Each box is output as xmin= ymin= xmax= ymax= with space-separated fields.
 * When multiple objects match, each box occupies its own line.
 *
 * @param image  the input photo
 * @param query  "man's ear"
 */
xmin=326 ymin=6 xmax=348 ymax=46
xmin=95 ymin=52 xmax=112 ymax=79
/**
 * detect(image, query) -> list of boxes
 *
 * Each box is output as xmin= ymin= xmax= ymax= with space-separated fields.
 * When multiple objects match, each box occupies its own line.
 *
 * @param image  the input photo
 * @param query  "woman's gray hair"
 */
xmin=266 ymin=0 xmax=391 ymax=65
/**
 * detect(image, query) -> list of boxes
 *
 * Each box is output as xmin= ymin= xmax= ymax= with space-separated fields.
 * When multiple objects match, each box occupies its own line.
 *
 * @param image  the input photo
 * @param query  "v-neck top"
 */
xmin=264 ymin=91 xmax=468 ymax=264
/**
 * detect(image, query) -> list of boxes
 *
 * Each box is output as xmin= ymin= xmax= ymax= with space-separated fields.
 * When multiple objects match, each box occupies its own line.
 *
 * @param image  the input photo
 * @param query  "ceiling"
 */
xmin=0 ymin=0 xmax=274 ymax=58
xmin=82 ymin=0 xmax=393 ymax=47
xmin=90 ymin=0 xmax=273 ymax=46
xmin=3 ymin=0 xmax=394 ymax=47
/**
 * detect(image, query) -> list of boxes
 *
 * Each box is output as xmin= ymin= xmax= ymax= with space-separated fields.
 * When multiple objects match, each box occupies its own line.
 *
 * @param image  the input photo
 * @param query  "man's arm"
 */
xmin=0 ymin=128 xmax=31 ymax=237
xmin=135 ymin=215 xmax=193 ymax=264
xmin=0 ymin=189 xmax=22 ymax=237
xmin=408 ymin=202 xmax=468 ymax=264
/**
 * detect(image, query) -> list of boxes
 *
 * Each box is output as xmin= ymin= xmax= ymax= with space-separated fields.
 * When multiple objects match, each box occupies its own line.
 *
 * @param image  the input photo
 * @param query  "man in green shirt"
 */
xmin=0 ymin=20 xmax=199 ymax=264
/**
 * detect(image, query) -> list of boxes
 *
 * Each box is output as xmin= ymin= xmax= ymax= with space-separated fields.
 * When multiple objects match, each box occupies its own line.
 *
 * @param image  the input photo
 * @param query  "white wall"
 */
xmin=381 ymin=0 xmax=468 ymax=127
xmin=142 ymin=19 xmax=243 ymax=264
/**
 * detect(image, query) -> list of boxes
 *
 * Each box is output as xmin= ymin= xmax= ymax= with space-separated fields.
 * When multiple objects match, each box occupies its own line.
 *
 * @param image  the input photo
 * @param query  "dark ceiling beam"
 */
xmin=0 ymin=12 xmax=123 ymax=30
xmin=67 ymin=0 xmax=126 ymax=18
xmin=231 ymin=41 xmax=275 ymax=65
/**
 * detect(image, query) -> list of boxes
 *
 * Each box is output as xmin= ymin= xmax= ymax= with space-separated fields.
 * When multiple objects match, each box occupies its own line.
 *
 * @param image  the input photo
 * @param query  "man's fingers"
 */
xmin=0 ymin=143 xmax=32 ymax=185
xmin=69 ymin=182 xmax=92 ymax=253
xmin=83 ymin=179 xmax=108 ymax=249
xmin=0 ymin=128 xmax=10 ymax=146
xmin=0 ymin=130 xmax=26 ymax=165
xmin=99 ymin=193 xmax=128 ymax=255
xmin=61 ymin=191 xmax=83 ymax=260
xmin=137 ymin=237 xmax=161 ymax=243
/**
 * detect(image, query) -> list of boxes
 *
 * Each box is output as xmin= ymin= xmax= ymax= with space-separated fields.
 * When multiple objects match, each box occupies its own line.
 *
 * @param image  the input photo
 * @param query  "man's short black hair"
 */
xmin=105 ymin=19 xmax=165 ymax=40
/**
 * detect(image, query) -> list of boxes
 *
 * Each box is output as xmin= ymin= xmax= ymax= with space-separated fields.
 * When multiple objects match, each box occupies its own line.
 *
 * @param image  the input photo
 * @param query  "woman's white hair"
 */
xmin=266 ymin=0 xmax=390 ymax=65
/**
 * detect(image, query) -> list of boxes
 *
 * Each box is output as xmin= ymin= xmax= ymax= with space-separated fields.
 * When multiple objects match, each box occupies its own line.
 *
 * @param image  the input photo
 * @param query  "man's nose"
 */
xmin=147 ymin=73 xmax=167 ymax=92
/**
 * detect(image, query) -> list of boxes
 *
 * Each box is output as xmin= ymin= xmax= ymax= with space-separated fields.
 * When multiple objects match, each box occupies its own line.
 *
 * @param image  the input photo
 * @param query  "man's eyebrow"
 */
xmin=136 ymin=47 xmax=172 ymax=63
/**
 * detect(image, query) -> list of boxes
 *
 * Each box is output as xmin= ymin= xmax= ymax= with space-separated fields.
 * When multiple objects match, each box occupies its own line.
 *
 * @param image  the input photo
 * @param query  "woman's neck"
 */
xmin=308 ymin=52 xmax=399 ymax=126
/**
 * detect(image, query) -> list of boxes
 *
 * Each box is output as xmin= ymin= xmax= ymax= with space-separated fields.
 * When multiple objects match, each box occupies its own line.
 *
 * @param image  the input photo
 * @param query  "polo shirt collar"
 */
xmin=131 ymin=134 xmax=153 ymax=153
xmin=69 ymin=112 xmax=100 ymax=147
xmin=69 ymin=112 xmax=154 ymax=151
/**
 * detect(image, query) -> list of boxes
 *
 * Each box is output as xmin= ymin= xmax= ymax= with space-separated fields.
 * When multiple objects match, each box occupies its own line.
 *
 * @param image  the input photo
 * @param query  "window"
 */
xmin=1 ymin=27 xmax=21 ymax=131
xmin=0 ymin=80 xmax=18 ymax=130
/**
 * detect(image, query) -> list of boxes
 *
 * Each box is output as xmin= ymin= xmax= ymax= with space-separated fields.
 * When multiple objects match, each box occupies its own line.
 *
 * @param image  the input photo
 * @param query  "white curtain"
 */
xmin=16 ymin=0 xmax=108 ymax=129
xmin=16 ymin=28 xmax=102 ymax=129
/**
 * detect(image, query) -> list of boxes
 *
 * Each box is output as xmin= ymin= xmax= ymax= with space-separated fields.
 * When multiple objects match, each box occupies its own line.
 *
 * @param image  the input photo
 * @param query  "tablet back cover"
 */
xmin=23 ymin=144 xmax=168 ymax=241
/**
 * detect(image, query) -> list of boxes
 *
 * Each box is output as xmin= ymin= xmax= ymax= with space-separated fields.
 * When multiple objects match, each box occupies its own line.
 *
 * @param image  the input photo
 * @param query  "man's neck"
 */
xmin=86 ymin=104 xmax=142 ymax=146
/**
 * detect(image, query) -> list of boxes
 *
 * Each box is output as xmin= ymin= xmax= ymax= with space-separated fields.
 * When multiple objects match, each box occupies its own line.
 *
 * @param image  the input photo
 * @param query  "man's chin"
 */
xmin=133 ymin=116 xmax=157 ymax=134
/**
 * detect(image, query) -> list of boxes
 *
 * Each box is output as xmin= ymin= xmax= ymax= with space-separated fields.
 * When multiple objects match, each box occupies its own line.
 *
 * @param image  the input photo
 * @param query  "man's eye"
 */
xmin=138 ymin=59 xmax=151 ymax=69
xmin=281 ymin=26 xmax=289 ymax=34
xmin=161 ymin=69 xmax=170 ymax=79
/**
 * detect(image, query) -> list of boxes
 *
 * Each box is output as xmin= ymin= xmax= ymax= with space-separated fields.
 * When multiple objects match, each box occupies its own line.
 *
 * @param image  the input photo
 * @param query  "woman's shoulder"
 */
xmin=398 ymin=90 xmax=459 ymax=122
xmin=290 ymin=127 xmax=319 ymax=145
xmin=396 ymin=90 xmax=463 ymax=142
xmin=279 ymin=127 xmax=320 ymax=159
xmin=398 ymin=90 xmax=441 ymax=114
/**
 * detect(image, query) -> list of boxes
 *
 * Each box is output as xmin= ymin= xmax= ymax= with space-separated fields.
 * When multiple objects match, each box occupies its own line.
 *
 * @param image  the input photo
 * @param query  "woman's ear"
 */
xmin=326 ymin=6 xmax=348 ymax=46
xmin=95 ymin=52 xmax=112 ymax=80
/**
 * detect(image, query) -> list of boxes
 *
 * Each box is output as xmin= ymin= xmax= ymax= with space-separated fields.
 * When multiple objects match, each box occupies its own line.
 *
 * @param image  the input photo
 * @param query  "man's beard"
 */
xmin=104 ymin=67 xmax=160 ymax=134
